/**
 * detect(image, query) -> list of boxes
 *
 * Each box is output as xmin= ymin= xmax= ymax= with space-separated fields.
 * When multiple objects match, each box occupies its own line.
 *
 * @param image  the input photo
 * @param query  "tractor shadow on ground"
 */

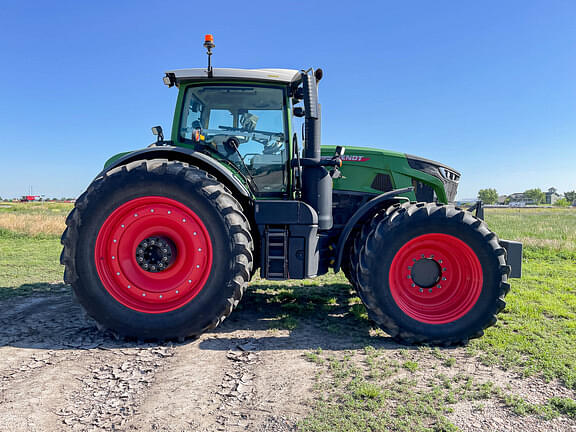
xmin=199 ymin=281 xmax=407 ymax=352
xmin=0 ymin=281 xmax=414 ymax=352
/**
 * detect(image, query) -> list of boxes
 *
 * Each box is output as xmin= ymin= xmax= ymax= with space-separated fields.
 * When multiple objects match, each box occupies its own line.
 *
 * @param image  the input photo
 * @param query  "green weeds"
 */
xmin=300 ymin=349 xmax=458 ymax=432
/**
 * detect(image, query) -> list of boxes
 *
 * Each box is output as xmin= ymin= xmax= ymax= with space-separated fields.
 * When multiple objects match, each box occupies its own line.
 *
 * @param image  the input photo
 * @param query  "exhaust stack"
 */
xmin=301 ymin=70 xmax=333 ymax=231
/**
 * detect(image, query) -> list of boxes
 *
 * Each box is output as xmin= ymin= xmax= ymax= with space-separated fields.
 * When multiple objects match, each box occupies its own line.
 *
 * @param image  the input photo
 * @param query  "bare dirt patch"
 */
xmin=0 ymin=291 xmax=318 ymax=432
xmin=0 ymin=289 xmax=574 ymax=431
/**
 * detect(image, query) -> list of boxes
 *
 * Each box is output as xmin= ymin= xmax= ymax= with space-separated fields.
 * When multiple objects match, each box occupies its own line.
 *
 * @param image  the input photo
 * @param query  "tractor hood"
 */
xmin=320 ymin=146 xmax=460 ymax=203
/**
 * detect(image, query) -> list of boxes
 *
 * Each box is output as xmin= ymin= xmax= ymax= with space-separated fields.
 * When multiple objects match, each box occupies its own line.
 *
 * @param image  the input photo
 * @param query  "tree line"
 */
xmin=477 ymin=188 xmax=575 ymax=206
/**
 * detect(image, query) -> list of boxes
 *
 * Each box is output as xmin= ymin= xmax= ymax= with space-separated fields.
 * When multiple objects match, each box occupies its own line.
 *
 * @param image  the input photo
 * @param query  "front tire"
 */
xmin=61 ymin=159 xmax=253 ymax=339
xmin=356 ymin=202 xmax=510 ymax=345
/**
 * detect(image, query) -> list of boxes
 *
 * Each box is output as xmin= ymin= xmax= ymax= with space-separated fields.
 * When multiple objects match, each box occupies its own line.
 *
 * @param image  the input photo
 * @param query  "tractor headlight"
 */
xmin=406 ymin=155 xmax=461 ymax=203
xmin=406 ymin=155 xmax=460 ymax=183
xmin=163 ymin=74 xmax=174 ymax=87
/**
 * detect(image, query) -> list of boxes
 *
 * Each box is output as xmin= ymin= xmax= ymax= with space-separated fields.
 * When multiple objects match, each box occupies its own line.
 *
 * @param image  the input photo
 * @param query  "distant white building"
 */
xmin=508 ymin=192 xmax=535 ymax=206
xmin=545 ymin=187 xmax=561 ymax=205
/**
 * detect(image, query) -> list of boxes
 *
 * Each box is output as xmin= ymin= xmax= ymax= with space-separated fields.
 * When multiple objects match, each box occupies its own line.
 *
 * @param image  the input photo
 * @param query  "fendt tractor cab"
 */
xmin=62 ymin=35 xmax=522 ymax=345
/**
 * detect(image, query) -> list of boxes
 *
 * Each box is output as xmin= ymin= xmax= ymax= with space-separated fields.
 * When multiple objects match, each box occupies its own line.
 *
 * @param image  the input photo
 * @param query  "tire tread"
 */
xmin=61 ymin=159 xmax=253 ymax=340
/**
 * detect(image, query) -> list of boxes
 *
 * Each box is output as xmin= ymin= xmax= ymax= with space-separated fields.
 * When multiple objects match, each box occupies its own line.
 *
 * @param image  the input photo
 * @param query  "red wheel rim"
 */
xmin=94 ymin=196 xmax=213 ymax=313
xmin=389 ymin=233 xmax=483 ymax=324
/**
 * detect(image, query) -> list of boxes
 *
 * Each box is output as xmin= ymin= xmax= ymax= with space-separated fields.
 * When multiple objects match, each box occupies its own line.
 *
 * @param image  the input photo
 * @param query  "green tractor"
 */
xmin=61 ymin=36 xmax=522 ymax=345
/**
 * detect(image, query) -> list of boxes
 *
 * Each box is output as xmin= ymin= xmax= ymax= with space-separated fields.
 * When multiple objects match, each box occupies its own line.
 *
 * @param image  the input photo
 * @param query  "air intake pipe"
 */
xmin=300 ymin=70 xmax=333 ymax=231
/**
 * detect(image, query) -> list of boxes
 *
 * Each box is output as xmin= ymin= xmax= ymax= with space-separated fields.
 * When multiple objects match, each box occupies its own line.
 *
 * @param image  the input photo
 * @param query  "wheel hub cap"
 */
xmin=410 ymin=258 xmax=441 ymax=288
xmin=136 ymin=237 xmax=174 ymax=273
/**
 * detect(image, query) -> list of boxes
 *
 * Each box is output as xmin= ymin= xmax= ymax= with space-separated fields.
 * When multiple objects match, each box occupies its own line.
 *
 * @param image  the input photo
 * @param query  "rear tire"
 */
xmin=356 ymin=202 xmax=510 ymax=345
xmin=61 ymin=159 xmax=253 ymax=339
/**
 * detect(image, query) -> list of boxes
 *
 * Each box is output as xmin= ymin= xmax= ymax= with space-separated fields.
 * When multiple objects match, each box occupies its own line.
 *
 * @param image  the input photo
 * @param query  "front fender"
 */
xmin=333 ymin=187 xmax=413 ymax=272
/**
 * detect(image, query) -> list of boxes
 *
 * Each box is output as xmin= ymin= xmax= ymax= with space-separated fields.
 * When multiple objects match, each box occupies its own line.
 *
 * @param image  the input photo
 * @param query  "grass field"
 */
xmin=473 ymin=208 xmax=576 ymax=386
xmin=0 ymin=202 xmax=71 ymax=298
xmin=0 ymin=204 xmax=575 ymax=430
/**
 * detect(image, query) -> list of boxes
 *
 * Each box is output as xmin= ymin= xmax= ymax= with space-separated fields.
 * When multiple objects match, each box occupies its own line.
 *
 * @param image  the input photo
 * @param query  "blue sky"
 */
xmin=0 ymin=1 xmax=575 ymax=199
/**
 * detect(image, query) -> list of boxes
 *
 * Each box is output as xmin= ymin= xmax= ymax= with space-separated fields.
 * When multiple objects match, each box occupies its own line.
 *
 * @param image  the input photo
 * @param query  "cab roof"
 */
xmin=164 ymin=68 xmax=301 ymax=86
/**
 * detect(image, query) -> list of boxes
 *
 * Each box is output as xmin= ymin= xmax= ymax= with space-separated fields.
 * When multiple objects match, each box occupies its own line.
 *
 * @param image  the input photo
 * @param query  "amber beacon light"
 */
xmin=204 ymin=34 xmax=216 ymax=76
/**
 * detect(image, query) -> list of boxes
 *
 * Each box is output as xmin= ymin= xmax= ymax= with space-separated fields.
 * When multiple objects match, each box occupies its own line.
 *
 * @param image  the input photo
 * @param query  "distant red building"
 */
xmin=20 ymin=195 xmax=41 ymax=202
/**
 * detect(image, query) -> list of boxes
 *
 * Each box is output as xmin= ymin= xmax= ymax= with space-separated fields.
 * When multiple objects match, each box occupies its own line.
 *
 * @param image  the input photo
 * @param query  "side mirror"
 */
xmin=151 ymin=126 xmax=164 ymax=143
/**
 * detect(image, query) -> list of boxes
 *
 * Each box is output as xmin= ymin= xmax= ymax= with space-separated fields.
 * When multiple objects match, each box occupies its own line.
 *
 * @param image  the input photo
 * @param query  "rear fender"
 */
xmin=96 ymin=146 xmax=251 ymax=199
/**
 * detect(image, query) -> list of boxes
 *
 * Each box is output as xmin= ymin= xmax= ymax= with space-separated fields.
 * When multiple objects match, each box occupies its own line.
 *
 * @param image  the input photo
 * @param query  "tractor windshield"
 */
xmin=180 ymin=84 xmax=288 ymax=194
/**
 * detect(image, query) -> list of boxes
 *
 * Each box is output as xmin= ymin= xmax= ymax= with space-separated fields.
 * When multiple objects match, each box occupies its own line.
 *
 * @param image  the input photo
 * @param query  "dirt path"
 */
xmin=0 ymin=292 xmax=318 ymax=432
xmin=1 ymin=290 xmax=575 ymax=432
